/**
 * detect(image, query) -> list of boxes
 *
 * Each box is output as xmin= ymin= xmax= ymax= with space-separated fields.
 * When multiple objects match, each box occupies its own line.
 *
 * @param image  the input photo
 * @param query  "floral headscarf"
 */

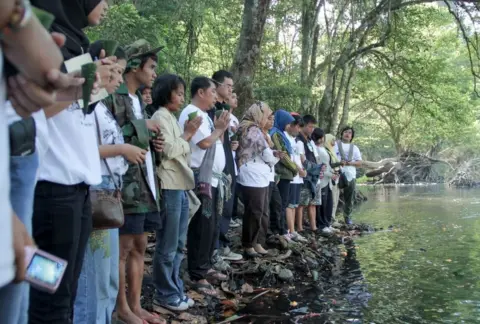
xmin=325 ymin=133 xmax=339 ymax=163
xmin=237 ymin=102 xmax=273 ymax=166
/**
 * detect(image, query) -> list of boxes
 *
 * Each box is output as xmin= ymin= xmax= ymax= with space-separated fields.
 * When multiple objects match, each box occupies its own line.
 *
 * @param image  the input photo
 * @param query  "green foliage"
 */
xmin=88 ymin=1 xmax=480 ymax=166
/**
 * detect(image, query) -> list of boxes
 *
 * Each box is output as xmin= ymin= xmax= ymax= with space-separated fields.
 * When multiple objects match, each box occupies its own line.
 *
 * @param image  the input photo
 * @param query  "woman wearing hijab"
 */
xmin=237 ymin=102 xmax=279 ymax=257
xmin=270 ymin=110 xmax=299 ymax=242
xmin=325 ymin=134 xmax=341 ymax=224
xmin=30 ymin=0 xmax=108 ymax=59
xmin=27 ymin=1 xmax=115 ymax=323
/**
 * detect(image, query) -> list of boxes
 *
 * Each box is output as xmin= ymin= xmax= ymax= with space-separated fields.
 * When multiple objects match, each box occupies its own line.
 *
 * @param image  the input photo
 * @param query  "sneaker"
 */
xmin=291 ymin=232 xmax=308 ymax=243
xmin=329 ymin=226 xmax=340 ymax=233
xmin=153 ymin=298 xmax=188 ymax=312
xmin=345 ymin=219 xmax=353 ymax=225
xmin=182 ymin=295 xmax=195 ymax=307
xmin=229 ymin=219 xmax=241 ymax=228
xmin=219 ymin=246 xmax=243 ymax=261
xmin=321 ymin=227 xmax=333 ymax=235
xmin=283 ymin=233 xmax=293 ymax=242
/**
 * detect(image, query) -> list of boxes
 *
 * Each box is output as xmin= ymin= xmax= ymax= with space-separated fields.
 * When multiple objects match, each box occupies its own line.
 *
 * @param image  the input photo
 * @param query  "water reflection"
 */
xmin=356 ymin=185 xmax=480 ymax=323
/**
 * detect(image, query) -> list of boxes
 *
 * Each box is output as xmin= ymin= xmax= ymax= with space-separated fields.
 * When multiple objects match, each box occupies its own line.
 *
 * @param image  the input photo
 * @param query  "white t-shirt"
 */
xmin=37 ymin=103 xmax=101 ymax=185
xmin=179 ymin=104 xmax=226 ymax=188
xmin=286 ymin=133 xmax=304 ymax=184
xmin=334 ymin=142 xmax=362 ymax=181
xmin=229 ymin=114 xmax=239 ymax=176
xmin=129 ymin=94 xmax=156 ymax=198
xmin=94 ymin=102 xmax=128 ymax=179
xmin=0 ymin=50 xmax=15 ymax=287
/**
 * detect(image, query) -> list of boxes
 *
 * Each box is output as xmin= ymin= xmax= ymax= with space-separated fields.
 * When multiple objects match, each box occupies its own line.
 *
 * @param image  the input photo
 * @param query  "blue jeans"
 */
xmin=0 ymin=152 xmax=39 ymax=324
xmin=74 ymin=176 xmax=120 ymax=324
xmin=153 ymin=190 xmax=189 ymax=304
xmin=73 ymin=228 xmax=120 ymax=324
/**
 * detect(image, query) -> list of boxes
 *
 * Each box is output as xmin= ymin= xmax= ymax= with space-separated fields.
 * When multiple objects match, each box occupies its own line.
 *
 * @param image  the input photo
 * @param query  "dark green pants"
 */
xmin=343 ymin=179 xmax=356 ymax=221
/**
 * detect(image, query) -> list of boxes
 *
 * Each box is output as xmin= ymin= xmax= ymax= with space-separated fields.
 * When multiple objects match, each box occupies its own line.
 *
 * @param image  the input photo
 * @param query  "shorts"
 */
xmin=119 ymin=212 xmax=161 ymax=235
xmin=288 ymin=183 xmax=301 ymax=208
xmin=299 ymin=185 xmax=321 ymax=206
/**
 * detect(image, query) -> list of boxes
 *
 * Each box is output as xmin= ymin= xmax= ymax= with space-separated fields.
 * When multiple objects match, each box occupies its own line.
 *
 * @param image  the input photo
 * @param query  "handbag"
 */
xmin=91 ymin=112 xmax=124 ymax=230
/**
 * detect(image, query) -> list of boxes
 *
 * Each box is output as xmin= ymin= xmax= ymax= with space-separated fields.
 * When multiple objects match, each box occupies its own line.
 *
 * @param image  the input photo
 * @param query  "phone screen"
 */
xmin=26 ymin=253 xmax=66 ymax=285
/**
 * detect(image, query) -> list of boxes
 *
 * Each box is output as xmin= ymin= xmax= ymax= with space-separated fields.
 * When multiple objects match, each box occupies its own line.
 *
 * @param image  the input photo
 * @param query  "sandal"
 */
xmin=192 ymin=281 xmax=218 ymax=297
xmin=206 ymin=269 xmax=228 ymax=281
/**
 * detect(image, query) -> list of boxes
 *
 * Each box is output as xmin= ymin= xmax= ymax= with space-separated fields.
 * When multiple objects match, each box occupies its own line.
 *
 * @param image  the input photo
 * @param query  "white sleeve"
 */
xmin=178 ymin=108 xmax=189 ymax=133
xmin=191 ymin=115 xmax=212 ymax=146
xmin=353 ymin=145 xmax=362 ymax=161
xmin=262 ymin=147 xmax=279 ymax=166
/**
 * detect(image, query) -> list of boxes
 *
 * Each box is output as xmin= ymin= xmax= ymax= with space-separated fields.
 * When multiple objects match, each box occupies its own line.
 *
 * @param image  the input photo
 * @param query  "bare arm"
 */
xmin=98 ymin=144 xmax=126 ymax=159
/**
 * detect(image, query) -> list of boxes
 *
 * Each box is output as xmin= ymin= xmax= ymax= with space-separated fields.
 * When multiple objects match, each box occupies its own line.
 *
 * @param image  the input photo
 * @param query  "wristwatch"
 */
xmin=0 ymin=0 xmax=33 ymax=39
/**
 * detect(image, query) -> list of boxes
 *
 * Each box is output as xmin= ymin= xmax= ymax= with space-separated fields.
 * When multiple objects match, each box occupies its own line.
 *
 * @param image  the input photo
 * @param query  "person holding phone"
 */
xmin=150 ymin=74 xmax=202 ymax=311
xmin=179 ymin=77 xmax=230 ymax=297
xmin=102 ymin=39 xmax=165 ymax=324
xmin=73 ymin=42 xmax=140 ymax=324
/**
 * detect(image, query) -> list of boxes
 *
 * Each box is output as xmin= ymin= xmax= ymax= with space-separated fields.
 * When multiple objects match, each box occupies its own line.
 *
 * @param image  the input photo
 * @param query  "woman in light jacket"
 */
xmin=325 ymin=134 xmax=341 ymax=223
xmin=312 ymin=128 xmax=335 ymax=235
xmin=237 ymin=102 xmax=280 ymax=257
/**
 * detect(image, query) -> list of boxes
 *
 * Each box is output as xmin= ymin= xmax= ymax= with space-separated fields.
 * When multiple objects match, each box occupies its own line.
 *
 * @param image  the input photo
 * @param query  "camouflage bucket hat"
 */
xmin=124 ymin=39 xmax=164 ymax=69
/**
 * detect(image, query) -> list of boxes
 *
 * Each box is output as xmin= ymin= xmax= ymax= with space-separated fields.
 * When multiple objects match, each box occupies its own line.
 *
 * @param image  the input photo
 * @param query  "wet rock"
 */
xmin=278 ymin=268 xmax=294 ymax=281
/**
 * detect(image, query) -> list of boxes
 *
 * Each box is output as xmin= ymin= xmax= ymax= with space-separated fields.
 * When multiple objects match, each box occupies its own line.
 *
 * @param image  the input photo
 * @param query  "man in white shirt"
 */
xmin=179 ymin=76 xmax=230 ymax=297
xmin=211 ymin=70 xmax=243 ymax=266
xmin=335 ymin=126 xmax=362 ymax=224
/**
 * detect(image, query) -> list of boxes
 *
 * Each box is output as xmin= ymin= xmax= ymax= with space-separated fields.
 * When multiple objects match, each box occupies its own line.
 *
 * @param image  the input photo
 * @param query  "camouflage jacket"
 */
xmin=103 ymin=84 xmax=160 ymax=215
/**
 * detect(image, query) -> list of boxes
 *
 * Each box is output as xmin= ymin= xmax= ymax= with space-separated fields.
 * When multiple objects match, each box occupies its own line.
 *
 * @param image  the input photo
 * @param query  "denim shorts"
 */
xmin=119 ymin=212 xmax=161 ymax=235
xmin=288 ymin=183 xmax=301 ymax=208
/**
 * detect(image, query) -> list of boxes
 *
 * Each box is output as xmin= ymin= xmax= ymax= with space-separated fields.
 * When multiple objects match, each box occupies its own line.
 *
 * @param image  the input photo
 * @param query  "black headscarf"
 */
xmin=31 ymin=0 xmax=102 ymax=60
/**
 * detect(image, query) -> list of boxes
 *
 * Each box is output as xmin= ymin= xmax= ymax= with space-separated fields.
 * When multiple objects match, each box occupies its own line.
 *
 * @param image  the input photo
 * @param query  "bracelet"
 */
xmin=0 ymin=0 xmax=33 ymax=40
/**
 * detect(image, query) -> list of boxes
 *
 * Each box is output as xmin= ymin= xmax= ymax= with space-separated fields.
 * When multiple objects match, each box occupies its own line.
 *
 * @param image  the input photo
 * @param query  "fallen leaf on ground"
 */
xmin=152 ymin=304 xmax=176 ymax=316
xmin=290 ymin=301 xmax=298 ymax=307
xmin=187 ymin=290 xmax=205 ymax=301
xmin=223 ymin=309 xmax=236 ymax=318
xmin=241 ymin=283 xmax=254 ymax=293
xmin=177 ymin=312 xmax=207 ymax=323
xmin=221 ymin=299 xmax=239 ymax=310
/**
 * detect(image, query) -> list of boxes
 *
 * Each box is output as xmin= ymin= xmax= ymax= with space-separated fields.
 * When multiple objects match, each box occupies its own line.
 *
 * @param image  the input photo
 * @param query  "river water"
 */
xmin=352 ymin=185 xmax=480 ymax=323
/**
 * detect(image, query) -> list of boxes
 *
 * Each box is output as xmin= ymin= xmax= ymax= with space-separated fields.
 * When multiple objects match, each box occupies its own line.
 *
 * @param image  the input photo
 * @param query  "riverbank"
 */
xmin=139 ymin=221 xmax=379 ymax=323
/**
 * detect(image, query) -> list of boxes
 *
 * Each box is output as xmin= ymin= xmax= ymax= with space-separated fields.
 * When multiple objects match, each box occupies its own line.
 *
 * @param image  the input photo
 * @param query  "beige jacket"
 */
xmin=152 ymin=107 xmax=195 ymax=190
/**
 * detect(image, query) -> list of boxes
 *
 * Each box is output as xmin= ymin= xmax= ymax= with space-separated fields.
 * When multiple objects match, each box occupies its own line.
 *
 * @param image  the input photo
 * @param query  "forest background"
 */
xmin=87 ymin=0 xmax=480 ymax=179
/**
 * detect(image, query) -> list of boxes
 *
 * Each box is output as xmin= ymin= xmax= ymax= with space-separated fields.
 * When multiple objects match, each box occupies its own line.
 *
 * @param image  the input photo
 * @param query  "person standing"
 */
xmin=237 ymin=102 xmax=279 ymax=257
xmin=296 ymin=115 xmax=320 ymax=232
xmin=325 ymin=134 xmax=341 ymax=226
xmin=151 ymin=74 xmax=202 ymax=311
xmin=73 ymin=43 xmax=134 ymax=324
xmin=104 ymin=40 xmax=165 ymax=324
xmin=227 ymin=92 xmax=241 ymax=228
xmin=211 ymin=70 xmax=243 ymax=269
xmin=179 ymin=77 xmax=230 ymax=297
xmin=270 ymin=110 xmax=298 ymax=242
xmin=312 ymin=128 xmax=336 ymax=235
xmin=335 ymin=126 xmax=362 ymax=225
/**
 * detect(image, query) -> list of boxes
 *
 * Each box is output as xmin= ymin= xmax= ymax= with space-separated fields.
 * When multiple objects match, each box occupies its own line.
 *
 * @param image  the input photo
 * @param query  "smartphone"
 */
xmin=188 ymin=111 xmax=198 ymax=121
xmin=24 ymin=246 xmax=68 ymax=294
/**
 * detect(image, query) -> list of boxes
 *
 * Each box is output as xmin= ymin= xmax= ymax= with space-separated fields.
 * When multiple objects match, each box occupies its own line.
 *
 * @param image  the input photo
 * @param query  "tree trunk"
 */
xmin=337 ymin=63 xmax=357 ymax=133
xmin=230 ymin=0 xmax=272 ymax=116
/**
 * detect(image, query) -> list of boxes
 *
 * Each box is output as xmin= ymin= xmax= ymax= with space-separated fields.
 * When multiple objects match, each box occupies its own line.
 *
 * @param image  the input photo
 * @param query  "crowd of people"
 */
xmin=0 ymin=0 xmax=363 ymax=323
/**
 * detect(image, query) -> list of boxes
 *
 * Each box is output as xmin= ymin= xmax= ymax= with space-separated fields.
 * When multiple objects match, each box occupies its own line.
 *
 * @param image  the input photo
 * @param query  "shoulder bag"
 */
xmin=90 ymin=111 xmax=125 ymax=229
